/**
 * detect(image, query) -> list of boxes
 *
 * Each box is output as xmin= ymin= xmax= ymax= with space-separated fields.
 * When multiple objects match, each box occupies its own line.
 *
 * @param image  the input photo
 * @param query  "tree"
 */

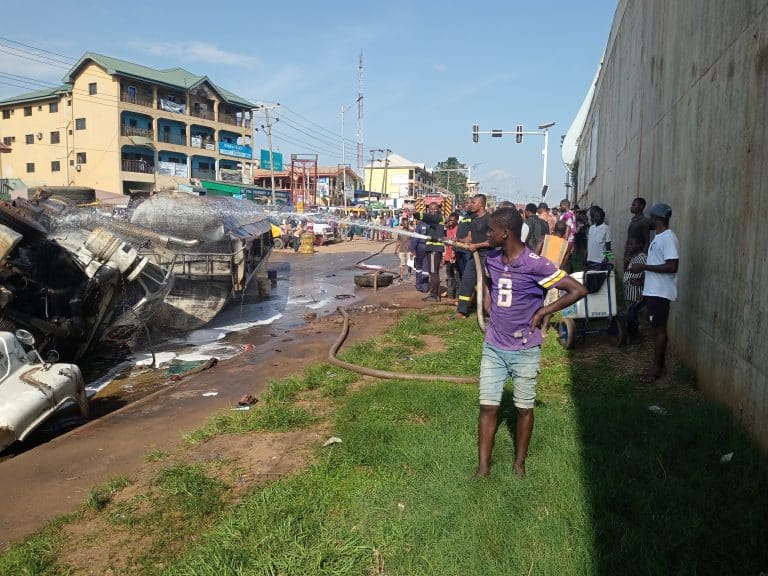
xmin=433 ymin=157 xmax=468 ymax=201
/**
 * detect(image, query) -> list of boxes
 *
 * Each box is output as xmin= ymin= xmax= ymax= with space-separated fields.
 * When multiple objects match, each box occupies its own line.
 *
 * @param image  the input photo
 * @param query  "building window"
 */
xmin=51 ymin=161 xmax=60 ymax=172
xmin=24 ymin=106 xmax=32 ymax=117
xmin=2 ymin=137 xmax=12 ymax=146
xmin=67 ymin=99 xmax=72 ymax=106
xmin=1 ymin=109 xmax=10 ymax=119
xmin=89 ymin=82 xmax=97 ymax=95
xmin=75 ymin=118 xmax=86 ymax=130
xmin=127 ymin=86 xmax=137 ymax=99
xmin=25 ymin=134 xmax=34 ymax=144
xmin=51 ymin=131 xmax=60 ymax=144
xmin=76 ymin=152 xmax=87 ymax=164
xmin=49 ymin=102 xmax=58 ymax=113
xmin=26 ymin=163 xmax=35 ymax=173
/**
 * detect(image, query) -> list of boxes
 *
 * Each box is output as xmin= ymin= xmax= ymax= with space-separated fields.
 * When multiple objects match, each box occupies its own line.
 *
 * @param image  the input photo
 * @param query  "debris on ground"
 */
xmin=647 ymin=405 xmax=667 ymax=415
xmin=322 ymin=436 xmax=343 ymax=447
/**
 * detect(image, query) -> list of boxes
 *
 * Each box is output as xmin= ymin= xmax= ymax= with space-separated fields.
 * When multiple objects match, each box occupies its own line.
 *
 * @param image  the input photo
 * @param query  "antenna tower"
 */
xmin=356 ymin=51 xmax=364 ymax=178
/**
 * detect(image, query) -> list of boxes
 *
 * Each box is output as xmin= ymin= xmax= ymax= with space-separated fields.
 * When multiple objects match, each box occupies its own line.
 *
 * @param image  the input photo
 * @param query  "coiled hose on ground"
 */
xmin=328 ymin=241 xmax=486 ymax=382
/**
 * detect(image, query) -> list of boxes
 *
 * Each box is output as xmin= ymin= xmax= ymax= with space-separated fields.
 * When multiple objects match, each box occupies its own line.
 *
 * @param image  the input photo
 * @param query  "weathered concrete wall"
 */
xmin=574 ymin=0 xmax=768 ymax=449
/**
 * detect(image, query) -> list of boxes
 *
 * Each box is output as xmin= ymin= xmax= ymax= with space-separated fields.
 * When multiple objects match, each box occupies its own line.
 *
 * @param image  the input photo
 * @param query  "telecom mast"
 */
xmin=356 ymin=51 xmax=364 ymax=179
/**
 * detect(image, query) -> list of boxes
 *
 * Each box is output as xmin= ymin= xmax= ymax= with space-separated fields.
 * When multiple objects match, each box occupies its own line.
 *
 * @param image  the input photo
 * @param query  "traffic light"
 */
xmin=472 ymin=124 xmax=479 ymax=143
xmin=515 ymin=125 xmax=523 ymax=143
xmin=491 ymin=129 xmax=503 ymax=138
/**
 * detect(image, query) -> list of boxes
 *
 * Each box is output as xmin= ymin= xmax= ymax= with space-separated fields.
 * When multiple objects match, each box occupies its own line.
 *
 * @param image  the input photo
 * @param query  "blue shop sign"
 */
xmin=219 ymin=142 xmax=252 ymax=159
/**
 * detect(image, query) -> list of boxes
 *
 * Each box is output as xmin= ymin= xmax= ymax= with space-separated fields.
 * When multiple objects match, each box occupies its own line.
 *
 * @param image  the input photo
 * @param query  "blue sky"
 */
xmin=0 ymin=0 xmax=616 ymax=204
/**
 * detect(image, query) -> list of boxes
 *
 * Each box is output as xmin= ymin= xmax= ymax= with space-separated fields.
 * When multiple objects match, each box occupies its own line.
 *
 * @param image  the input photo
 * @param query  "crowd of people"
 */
xmin=389 ymin=193 xmax=679 ymax=477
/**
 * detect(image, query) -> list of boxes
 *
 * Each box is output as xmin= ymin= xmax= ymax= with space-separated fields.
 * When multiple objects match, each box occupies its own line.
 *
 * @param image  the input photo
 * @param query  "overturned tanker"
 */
xmin=125 ymin=191 xmax=274 ymax=332
xmin=0 ymin=200 xmax=173 ymax=361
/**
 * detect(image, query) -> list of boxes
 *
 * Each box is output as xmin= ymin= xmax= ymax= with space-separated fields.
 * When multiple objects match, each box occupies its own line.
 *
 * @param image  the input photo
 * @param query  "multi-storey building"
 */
xmin=364 ymin=152 xmax=434 ymax=202
xmin=0 ymin=52 xmax=255 ymax=195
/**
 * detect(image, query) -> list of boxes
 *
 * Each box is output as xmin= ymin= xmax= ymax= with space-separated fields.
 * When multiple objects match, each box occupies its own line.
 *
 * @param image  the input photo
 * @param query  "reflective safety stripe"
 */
xmin=458 ymin=295 xmax=471 ymax=301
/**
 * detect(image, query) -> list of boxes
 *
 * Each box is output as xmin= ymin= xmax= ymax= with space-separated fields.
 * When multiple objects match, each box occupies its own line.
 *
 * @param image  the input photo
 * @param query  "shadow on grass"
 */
xmin=566 ymin=346 xmax=768 ymax=574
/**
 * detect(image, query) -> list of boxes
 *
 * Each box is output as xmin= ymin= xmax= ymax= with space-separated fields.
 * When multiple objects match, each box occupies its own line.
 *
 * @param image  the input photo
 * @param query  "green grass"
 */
xmin=3 ymin=309 xmax=767 ymax=575
xmin=0 ymin=517 xmax=74 ymax=576
xmin=84 ymin=475 xmax=132 ymax=511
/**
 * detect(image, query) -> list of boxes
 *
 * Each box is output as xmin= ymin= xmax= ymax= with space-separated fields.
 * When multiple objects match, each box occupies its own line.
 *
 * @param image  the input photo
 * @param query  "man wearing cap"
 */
xmin=630 ymin=203 xmax=679 ymax=382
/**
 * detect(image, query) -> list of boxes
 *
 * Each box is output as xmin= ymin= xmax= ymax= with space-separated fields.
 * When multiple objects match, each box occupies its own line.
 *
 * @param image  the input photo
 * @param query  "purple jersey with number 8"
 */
xmin=484 ymin=247 xmax=567 ymax=351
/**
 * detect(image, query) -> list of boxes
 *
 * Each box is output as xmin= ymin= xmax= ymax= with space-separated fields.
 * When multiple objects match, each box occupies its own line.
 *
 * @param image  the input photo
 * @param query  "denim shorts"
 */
xmin=479 ymin=343 xmax=541 ymax=409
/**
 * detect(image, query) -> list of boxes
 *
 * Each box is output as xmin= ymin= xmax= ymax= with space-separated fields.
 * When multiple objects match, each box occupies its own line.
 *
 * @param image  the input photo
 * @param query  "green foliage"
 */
xmin=434 ymin=156 xmax=469 ymax=200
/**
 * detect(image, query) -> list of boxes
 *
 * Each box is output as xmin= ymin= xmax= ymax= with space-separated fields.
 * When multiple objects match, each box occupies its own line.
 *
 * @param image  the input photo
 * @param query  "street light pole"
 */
xmin=254 ymin=103 xmax=280 ymax=205
xmin=538 ymin=122 xmax=555 ymax=197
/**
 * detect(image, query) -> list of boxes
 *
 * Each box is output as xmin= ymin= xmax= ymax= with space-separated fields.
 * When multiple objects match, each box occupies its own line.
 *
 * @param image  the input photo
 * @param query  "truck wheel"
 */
xmin=558 ymin=317 xmax=576 ymax=349
xmin=273 ymin=238 xmax=285 ymax=250
xmin=314 ymin=235 xmax=325 ymax=246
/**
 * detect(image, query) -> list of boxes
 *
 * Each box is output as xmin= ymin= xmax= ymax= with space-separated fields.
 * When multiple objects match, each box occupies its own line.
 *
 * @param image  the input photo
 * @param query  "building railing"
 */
xmin=189 ymin=136 xmax=216 ymax=150
xmin=121 ymin=125 xmax=154 ymax=139
xmin=190 ymin=108 xmax=215 ymax=121
xmin=191 ymin=168 xmax=215 ymax=180
xmin=120 ymin=91 xmax=154 ymax=108
xmin=219 ymin=113 xmax=241 ymax=127
xmin=158 ymin=132 xmax=187 ymax=146
xmin=122 ymin=158 xmax=154 ymax=174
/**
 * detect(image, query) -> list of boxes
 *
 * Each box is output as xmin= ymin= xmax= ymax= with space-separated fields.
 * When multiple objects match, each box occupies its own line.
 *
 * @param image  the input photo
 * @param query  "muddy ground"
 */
xmin=0 ymin=238 xmax=443 ymax=550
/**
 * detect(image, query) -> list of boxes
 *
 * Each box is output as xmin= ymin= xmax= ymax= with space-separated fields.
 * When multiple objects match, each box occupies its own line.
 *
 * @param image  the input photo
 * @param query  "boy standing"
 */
xmin=476 ymin=208 xmax=587 ymax=477
xmin=623 ymin=234 xmax=647 ymax=339
xmin=586 ymin=206 xmax=612 ymax=269
xmin=629 ymin=203 xmax=679 ymax=382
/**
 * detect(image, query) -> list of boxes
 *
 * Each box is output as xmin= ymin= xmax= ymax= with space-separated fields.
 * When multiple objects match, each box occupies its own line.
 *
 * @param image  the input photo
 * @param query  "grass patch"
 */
xmin=0 ymin=517 xmax=74 ymax=576
xmin=4 ymin=310 xmax=767 ymax=575
xmin=155 ymin=464 xmax=226 ymax=518
xmin=145 ymin=449 xmax=170 ymax=462
xmin=84 ymin=475 xmax=132 ymax=511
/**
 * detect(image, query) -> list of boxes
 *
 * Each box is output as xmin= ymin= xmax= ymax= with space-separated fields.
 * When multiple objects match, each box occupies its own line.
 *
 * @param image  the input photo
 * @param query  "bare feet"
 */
xmin=470 ymin=469 xmax=489 ymax=481
xmin=513 ymin=462 xmax=526 ymax=477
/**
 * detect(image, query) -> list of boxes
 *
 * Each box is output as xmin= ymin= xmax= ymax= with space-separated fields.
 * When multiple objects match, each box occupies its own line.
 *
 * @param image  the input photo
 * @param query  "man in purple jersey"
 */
xmin=475 ymin=208 xmax=587 ymax=478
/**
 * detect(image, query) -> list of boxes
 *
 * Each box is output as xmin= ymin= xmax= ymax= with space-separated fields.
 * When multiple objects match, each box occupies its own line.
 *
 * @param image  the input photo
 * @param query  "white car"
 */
xmin=0 ymin=330 xmax=88 ymax=452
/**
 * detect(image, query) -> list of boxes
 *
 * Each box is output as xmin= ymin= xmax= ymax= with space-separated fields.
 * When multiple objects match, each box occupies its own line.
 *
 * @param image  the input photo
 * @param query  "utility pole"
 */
xmin=381 ymin=148 xmax=391 ymax=200
xmin=254 ymin=103 xmax=280 ymax=205
xmin=368 ymin=148 xmax=380 ymax=205
xmin=340 ymin=103 xmax=355 ymax=209
xmin=356 ymin=52 xmax=365 ymax=178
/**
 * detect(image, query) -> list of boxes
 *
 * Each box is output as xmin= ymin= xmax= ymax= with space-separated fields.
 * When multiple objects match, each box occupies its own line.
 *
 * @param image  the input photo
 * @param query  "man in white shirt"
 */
xmin=629 ymin=203 xmax=679 ymax=382
xmin=586 ymin=206 xmax=611 ymax=269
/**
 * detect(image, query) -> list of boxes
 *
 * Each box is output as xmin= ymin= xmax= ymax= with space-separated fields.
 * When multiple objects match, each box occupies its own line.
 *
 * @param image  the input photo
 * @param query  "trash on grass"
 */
xmin=647 ymin=405 xmax=667 ymax=415
xmin=322 ymin=436 xmax=343 ymax=447
xmin=231 ymin=405 xmax=250 ymax=411
xmin=201 ymin=392 xmax=219 ymax=397
xmin=238 ymin=393 xmax=257 ymax=406
xmin=720 ymin=452 xmax=734 ymax=463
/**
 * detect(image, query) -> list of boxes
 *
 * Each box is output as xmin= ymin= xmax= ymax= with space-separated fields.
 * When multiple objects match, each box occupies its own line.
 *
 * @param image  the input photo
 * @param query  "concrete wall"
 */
xmin=573 ymin=0 xmax=768 ymax=449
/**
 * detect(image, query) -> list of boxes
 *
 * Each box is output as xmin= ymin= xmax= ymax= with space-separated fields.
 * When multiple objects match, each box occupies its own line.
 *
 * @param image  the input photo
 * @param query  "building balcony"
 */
xmin=122 ymin=158 xmax=154 ymax=174
xmin=190 ymin=136 xmax=216 ymax=151
xmin=120 ymin=91 xmax=154 ymax=108
xmin=190 ymin=108 xmax=215 ymax=121
xmin=191 ymin=168 xmax=215 ymax=180
xmin=158 ymin=133 xmax=187 ymax=146
xmin=121 ymin=125 xmax=154 ymax=139
xmin=219 ymin=113 xmax=242 ymax=127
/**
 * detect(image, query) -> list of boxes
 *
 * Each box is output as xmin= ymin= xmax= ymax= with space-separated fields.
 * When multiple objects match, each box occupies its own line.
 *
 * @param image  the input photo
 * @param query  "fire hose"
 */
xmin=327 ymin=238 xmax=485 ymax=382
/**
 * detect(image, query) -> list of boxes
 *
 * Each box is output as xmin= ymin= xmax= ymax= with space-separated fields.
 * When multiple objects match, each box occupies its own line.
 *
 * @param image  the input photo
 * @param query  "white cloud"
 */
xmin=127 ymin=41 xmax=260 ymax=68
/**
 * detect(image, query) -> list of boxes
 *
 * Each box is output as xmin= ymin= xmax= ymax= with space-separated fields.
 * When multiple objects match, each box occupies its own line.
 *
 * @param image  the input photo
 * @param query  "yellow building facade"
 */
xmin=0 ymin=53 xmax=254 ymax=195
xmin=364 ymin=152 xmax=434 ymax=200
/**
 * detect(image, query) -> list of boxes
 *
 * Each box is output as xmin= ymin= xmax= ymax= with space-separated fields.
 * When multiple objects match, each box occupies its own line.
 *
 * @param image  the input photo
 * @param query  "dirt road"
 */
xmin=0 ymin=238 xmax=439 ymax=550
